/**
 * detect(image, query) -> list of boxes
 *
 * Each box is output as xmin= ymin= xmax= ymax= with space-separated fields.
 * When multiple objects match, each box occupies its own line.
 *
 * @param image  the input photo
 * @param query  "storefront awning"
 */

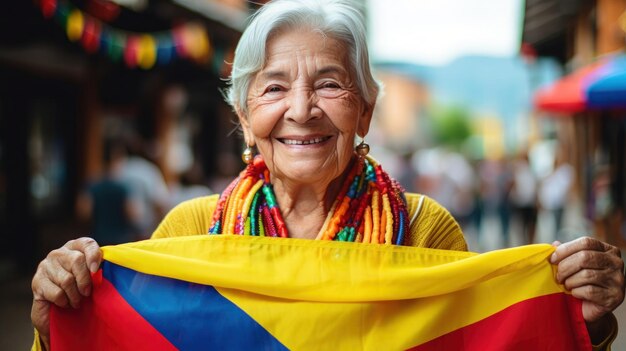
xmin=587 ymin=55 xmax=626 ymax=109
xmin=533 ymin=60 xmax=606 ymax=114
xmin=534 ymin=53 xmax=626 ymax=114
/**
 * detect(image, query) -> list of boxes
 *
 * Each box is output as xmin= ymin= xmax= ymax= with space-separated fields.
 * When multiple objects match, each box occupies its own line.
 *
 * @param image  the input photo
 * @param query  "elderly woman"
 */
xmin=32 ymin=0 xmax=623 ymax=349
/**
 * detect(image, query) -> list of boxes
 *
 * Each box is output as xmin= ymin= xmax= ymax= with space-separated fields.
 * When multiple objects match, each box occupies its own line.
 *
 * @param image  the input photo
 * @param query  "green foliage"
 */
xmin=429 ymin=105 xmax=473 ymax=150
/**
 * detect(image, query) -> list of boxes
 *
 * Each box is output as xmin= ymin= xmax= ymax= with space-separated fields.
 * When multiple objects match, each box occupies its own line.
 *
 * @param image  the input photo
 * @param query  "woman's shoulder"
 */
xmin=165 ymin=195 xmax=219 ymax=218
xmin=151 ymin=195 xmax=219 ymax=239
xmin=403 ymin=193 xmax=468 ymax=251
xmin=404 ymin=193 xmax=448 ymax=218
xmin=175 ymin=194 xmax=219 ymax=209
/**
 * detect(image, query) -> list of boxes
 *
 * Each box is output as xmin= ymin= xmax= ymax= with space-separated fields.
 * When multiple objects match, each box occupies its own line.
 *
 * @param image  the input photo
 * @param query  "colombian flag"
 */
xmin=50 ymin=235 xmax=591 ymax=350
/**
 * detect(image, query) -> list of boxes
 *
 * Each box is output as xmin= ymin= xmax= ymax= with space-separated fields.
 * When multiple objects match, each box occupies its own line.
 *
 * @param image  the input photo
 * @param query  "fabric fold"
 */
xmin=102 ymin=235 xmax=554 ymax=301
xmin=50 ymin=235 xmax=591 ymax=351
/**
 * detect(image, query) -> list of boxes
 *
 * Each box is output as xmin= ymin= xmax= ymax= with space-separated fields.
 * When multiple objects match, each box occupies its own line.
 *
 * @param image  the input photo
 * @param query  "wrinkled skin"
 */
xmin=31 ymin=238 xmax=102 ymax=349
xmin=550 ymin=236 xmax=625 ymax=343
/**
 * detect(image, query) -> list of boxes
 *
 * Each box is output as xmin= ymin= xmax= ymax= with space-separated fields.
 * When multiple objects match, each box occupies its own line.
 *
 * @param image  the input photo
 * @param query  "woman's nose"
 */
xmin=284 ymin=88 xmax=321 ymax=123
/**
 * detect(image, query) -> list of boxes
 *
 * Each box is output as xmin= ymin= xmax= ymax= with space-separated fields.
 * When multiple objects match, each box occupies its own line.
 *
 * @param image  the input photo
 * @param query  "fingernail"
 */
xmin=89 ymin=262 xmax=99 ymax=273
xmin=550 ymin=252 xmax=557 ymax=263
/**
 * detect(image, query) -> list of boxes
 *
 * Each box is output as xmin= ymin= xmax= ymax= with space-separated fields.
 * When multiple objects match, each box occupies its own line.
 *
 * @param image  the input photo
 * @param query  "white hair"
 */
xmin=225 ymin=0 xmax=380 ymax=115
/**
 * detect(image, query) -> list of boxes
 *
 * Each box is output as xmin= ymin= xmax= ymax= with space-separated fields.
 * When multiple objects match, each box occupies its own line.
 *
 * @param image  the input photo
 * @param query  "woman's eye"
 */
xmin=320 ymin=82 xmax=339 ymax=89
xmin=266 ymin=85 xmax=283 ymax=93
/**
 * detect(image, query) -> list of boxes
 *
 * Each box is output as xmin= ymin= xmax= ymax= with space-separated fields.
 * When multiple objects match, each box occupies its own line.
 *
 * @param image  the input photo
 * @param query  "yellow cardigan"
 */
xmin=152 ymin=193 xmax=468 ymax=250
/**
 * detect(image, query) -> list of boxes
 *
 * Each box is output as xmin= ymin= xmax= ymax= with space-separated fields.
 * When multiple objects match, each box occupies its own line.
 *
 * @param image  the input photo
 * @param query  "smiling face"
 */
xmin=238 ymin=28 xmax=373 ymax=187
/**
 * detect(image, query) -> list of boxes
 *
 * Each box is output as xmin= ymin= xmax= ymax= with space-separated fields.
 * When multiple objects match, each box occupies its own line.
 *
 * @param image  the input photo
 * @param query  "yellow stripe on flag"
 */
xmin=102 ymin=235 xmax=565 ymax=349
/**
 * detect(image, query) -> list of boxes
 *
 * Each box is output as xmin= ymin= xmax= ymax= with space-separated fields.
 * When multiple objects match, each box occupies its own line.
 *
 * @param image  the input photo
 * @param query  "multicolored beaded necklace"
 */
xmin=208 ymin=154 xmax=409 ymax=245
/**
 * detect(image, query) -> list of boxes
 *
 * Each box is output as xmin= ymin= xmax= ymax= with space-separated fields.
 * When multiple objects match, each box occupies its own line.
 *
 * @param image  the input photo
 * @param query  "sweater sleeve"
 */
xmin=151 ymin=195 xmax=218 ymax=239
xmin=403 ymin=193 xmax=468 ymax=251
xmin=31 ymin=329 xmax=44 ymax=351
xmin=592 ymin=313 xmax=618 ymax=351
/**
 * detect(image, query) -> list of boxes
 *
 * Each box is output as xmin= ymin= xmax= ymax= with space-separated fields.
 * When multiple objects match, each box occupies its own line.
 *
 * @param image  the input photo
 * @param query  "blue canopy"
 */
xmin=586 ymin=54 xmax=626 ymax=109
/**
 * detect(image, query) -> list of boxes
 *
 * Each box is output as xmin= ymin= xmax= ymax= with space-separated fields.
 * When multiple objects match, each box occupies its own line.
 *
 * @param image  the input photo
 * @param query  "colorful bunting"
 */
xmin=37 ymin=0 xmax=231 ymax=72
xmin=41 ymin=0 xmax=58 ymax=19
xmin=66 ymin=8 xmax=84 ymax=42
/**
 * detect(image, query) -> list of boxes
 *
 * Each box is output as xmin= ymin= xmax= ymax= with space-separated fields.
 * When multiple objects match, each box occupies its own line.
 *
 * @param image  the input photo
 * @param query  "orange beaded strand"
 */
xmin=240 ymin=179 xmax=264 ymax=234
xmin=371 ymin=190 xmax=380 ymax=244
xmin=383 ymin=193 xmax=393 ymax=244
xmin=363 ymin=206 xmax=373 ymax=243
xmin=227 ymin=177 xmax=252 ymax=234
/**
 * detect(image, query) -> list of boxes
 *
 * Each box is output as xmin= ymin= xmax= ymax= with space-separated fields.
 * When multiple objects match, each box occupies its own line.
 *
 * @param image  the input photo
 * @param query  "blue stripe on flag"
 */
xmin=102 ymin=261 xmax=288 ymax=350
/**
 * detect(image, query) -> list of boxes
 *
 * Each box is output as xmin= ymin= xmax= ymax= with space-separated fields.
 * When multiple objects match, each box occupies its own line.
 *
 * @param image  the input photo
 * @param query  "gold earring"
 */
xmin=242 ymin=145 xmax=253 ymax=164
xmin=355 ymin=139 xmax=370 ymax=157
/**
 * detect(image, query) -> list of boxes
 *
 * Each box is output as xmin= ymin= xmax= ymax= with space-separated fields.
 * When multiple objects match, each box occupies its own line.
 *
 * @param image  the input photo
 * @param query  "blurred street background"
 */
xmin=2 ymin=0 xmax=626 ymax=349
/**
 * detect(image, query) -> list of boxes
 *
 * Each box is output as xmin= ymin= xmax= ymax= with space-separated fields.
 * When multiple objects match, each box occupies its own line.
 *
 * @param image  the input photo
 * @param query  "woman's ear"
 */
xmin=235 ymin=106 xmax=254 ymax=147
xmin=357 ymin=101 xmax=375 ymax=138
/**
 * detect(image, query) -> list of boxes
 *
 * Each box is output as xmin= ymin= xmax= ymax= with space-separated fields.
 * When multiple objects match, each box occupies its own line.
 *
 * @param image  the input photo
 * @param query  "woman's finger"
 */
xmin=550 ymin=236 xmax=612 ymax=264
xmin=61 ymin=246 xmax=94 ymax=296
xmin=66 ymin=237 xmax=103 ymax=273
xmin=30 ymin=298 xmax=50 ymax=338
xmin=561 ymin=267 xmax=624 ymax=291
xmin=570 ymin=284 xmax=624 ymax=322
xmin=33 ymin=276 xmax=70 ymax=308
xmin=45 ymin=261 xmax=82 ymax=308
xmin=555 ymin=250 xmax=623 ymax=283
xmin=31 ymin=277 xmax=72 ymax=344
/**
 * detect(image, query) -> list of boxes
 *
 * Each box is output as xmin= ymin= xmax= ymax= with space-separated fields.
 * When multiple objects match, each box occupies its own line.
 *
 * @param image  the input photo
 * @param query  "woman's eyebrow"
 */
xmin=258 ymin=70 xmax=288 ymax=81
xmin=317 ymin=65 xmax=347 ymax=76
xmin=258 ymin=65 xmax=347 ymax=81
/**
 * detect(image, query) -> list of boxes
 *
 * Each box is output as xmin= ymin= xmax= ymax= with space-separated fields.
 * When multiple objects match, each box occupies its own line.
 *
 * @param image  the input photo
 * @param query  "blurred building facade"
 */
xmin=523 ymin=0 xmax=626 ymax=246
xmin=373 ymin=66 xmax=431 ymax=153
xmin=0 ymin=0 xmax=277 ymax=273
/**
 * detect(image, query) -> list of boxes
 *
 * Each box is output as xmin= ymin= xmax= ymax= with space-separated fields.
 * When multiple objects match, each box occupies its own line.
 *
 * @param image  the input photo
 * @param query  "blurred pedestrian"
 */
xmin=168 ymin=161 xmax=212 ymax=210
xmin=76 ymin=138 xmax=139 ymax=245
xmin=592 ymin=163 xmax=614 ymax=243
xmin=119 ymin=133 xmax=170 ymax=239
xmin=397 ymin=151 xmax=419 ymax=193
xmin=496 ymin=157 xmax=514 ymax=246
xmin=509 ymin=150 xmax=538 ymax=244
xmin=476 ymin=156 xmax=513 ymax=246
xmin=415 ymin=148 xmax=477 ymax=230
xmin=538 ymin=150 xmax=574 ymax=240
xmin=443 ymin=151 xmax=477 ymax=230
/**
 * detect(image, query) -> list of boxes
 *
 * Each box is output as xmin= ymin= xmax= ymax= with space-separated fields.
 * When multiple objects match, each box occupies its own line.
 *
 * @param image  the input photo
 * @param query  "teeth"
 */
xmin=283 ymin=137 xmax=328 ymax=145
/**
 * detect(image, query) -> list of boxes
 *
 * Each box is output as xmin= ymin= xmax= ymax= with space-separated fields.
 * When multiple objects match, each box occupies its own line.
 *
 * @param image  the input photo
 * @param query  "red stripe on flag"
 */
xmin=50 ymin=270 xmax=177 ymax=351
xmin=409 ymin=293 xmax=591 ymax=351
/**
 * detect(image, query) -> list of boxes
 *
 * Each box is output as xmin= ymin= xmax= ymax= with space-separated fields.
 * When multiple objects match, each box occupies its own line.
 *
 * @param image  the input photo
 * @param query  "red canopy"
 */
xmin=533 ymin=61 xmax=606 ymax=114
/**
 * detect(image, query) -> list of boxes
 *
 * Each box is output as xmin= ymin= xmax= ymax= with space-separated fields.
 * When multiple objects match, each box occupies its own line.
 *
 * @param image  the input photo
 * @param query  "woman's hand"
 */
xmin=550 ymin=236 xmax=625 ymax=343
xmin=31 ymin=237 xmax=102 ymax=348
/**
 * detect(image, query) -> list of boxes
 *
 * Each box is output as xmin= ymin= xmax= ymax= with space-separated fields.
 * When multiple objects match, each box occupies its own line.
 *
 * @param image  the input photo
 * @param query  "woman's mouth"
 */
xmin=278 ymin=136 xmax=332 ymax=145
